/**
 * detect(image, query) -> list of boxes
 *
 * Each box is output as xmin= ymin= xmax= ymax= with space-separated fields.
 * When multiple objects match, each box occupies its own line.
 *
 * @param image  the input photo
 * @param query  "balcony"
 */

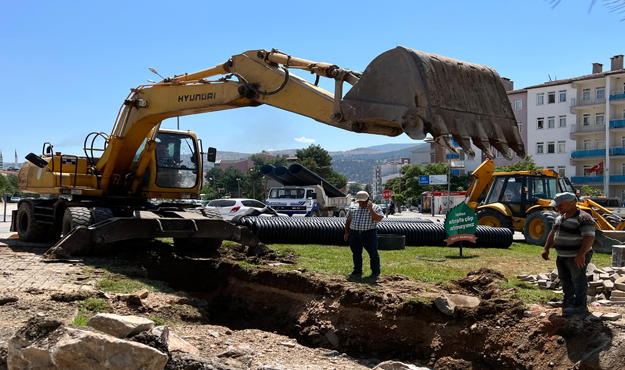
xmin=610 ymin=90 xmax=625 ymax=101
xmin=610 ymin=147 xmax=625 ymax=156
xmin=610 ymin=119 xmax=625 ymax=128
xmin=571 ymin=96 xmax=606 ymax=109
xmin=571 ymin=149 xmax=606 ymax=158
xmin=611 ymin=175 xmax=625 ymax=183
xmin=570 ymin=123 xmax=606 ymax=135
xmin=570 ymin=176 xmax=604 ymax=184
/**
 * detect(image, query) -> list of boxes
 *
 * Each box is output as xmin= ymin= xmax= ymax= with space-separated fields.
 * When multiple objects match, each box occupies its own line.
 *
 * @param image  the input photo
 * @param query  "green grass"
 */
xmin=269 ymin=242 xmax=612 ymax=304
xmin=71 ymin=298 xmax=112 ymax=326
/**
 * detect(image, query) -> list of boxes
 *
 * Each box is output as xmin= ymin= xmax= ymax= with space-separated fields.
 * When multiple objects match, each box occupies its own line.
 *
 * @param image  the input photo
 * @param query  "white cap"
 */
xmin=355 ymin=191 xmax=369 ymax=201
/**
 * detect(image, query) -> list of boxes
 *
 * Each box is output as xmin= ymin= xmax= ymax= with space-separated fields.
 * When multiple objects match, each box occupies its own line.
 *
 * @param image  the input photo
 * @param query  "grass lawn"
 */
xmin=267 ymin=241 xmax=613 ymax=304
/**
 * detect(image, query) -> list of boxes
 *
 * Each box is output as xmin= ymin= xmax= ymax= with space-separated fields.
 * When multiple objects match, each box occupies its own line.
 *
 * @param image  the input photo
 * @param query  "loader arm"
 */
xmin=96 ymin=48 xmax=524 ymax=194
xmin=464 ymin=160 xmax=495 ymax=209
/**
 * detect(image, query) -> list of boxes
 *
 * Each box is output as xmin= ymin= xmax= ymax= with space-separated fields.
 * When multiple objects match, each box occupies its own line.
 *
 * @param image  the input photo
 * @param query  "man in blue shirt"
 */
xmin=344 ymin=191 xmax=384 ymax=277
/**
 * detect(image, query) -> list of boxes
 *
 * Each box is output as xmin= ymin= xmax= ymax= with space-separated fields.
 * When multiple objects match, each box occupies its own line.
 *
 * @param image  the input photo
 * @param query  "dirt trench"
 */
xmin=120 ymin=245 xmax=625 ymax=370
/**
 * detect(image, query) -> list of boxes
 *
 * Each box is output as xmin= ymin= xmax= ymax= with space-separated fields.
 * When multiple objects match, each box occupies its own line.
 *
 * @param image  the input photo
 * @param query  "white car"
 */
xmin=205 ymin=198 xmax=287 ymax=220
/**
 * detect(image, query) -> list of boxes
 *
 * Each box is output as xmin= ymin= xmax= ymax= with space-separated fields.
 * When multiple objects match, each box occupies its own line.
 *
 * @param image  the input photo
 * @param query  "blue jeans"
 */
xmin=556 ymin=250 xmax=593 ymax=307
xmin=349 ymin=230 xmax=380 ymax=274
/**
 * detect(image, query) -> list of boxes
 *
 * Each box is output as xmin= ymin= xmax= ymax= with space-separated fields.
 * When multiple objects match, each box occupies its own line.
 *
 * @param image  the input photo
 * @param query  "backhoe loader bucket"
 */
xmin=340 ymin=47 xmax=524 ymax=160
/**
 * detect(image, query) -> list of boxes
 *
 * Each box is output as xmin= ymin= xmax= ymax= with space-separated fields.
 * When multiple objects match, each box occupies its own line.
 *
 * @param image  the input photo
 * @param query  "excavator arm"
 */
xmin=96 ymin=47 xmax=525 ymax=194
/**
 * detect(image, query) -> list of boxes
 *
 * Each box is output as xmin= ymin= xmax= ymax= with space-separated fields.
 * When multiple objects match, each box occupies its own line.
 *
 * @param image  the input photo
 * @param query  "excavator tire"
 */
xmin=523 ymin=210 xmax=556 ymax=246
xmin=16 ymin=201 xmax=47 ymax=242
xmin=93 ymin=207 xmax=114 ymax=223
xmin=62 ymin=207 xmax=93 ymax=236
xmin=477 ymin=209 xmax=513 ymax=230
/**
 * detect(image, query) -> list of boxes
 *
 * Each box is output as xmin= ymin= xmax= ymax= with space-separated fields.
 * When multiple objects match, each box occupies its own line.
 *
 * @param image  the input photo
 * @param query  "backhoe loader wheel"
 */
xmin=604 ymin=214 xmax=622 ymax=228
xmin=62 ymin=207 xmax=93 ymax=236
xmin=477 ymin=209 xmax=513 ymax=230
xmin=16 ymin=202 xmax=47 ymax=242
xmin=93 ymin=207 xmax=114 ymax=223
xmin=523 ymin=210 xmax=556 ymax=246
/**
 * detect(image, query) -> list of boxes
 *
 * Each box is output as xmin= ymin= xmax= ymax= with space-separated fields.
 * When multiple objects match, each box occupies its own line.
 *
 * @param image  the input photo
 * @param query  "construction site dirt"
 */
xmin=1 ymin=210 xmax=625 ymax=369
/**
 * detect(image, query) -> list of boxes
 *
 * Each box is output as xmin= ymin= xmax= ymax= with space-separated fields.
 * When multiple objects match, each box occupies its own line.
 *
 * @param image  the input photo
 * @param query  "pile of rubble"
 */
xmin=518 ymin=263 xmax=625 ymax=318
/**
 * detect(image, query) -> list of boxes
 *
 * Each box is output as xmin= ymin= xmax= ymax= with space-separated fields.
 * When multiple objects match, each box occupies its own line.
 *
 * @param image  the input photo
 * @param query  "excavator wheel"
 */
xmin=477 ymin=209 xmax=513 ymax=230
xmin=62 ymin=207 xmax=93 ymax=236
xmin=16 ymin=201 xmax=48 ymax=242
xmin=93 ymin=207 xmax=114 ymax=223
xmin=523 ymin=210 xmax=556 ymax=246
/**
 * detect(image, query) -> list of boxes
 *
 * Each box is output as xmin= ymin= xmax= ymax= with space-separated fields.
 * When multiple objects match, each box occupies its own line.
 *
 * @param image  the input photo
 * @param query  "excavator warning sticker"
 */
xmin=178 ymin=93 xmax=216 ymax=102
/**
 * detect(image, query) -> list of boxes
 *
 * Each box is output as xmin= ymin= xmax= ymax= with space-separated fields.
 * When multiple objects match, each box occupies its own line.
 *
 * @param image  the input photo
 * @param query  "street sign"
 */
xmin=418 ymin=175 xmax=430 ymax=185
xmin=444 ymin=202 xmax=478 ymax=256
xmin=382 ymin=190 xmax=393 ymax=199
xmin=418 ymin=175 xmax=447 ymax=185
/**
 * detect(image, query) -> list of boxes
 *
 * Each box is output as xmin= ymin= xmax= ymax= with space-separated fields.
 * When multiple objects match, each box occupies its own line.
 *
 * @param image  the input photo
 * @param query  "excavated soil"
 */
xmin=2 ymin=240 xmax=625 ymax=369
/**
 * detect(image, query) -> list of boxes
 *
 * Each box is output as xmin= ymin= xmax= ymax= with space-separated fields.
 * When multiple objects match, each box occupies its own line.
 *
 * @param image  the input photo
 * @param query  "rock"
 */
xmin=615 ymin=282 xmax=625 ymax=291
xmin=133 ymin=288 xmax=150 ymax=299
xmin=0 ymin=296 xmax=18 ymax=305
xmin=434 ymin=295 xmax=455 ymax=316
xmin=168 ymin=332 xmax=199 ymax=356
xmin=213 ymin=343 xmax=255 ymax=369
xmin=151 ymin=325 xmax=169 ymax=343
xmin=87 ymin=313 xmax=154 ymax=338
xmin=603 ymin=280 xmax=615 ymax=291
xmin=8 ymin=320 xmax=167 ymax=370
xmin=373 ymin=360 xmax=430 ymax=370
xmin=325 ymin=329 xmax=339 ymax=347
xmin=601 ymin=313 xmax=623 ymax=321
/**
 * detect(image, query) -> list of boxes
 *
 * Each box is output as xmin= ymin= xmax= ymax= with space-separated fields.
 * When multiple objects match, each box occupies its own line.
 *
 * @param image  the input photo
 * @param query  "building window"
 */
xmin=582 ymin=88 xmax=590 ymax=101
xmin=547 ymin=166 xmax=555 ymax=172
xmin=537 ymin=142 xmax=544 ymax=154
xmin=559 ymin=115 xmax=566 ymax=127
xmin=548 ymin=141 xmax=555 ymax=154
xmin=583 ymin=165 xmax=591 ymax=175
xmin=597 ymin=86 xmax=605 ymax=100
xmin=583 ymin=140 xmax=591 ymax=150
xmin=596 ymin=113 xmax=605 ymax=126
xmin=621 ymin=136 xmax=625 ymax=148
xmin=596 ymin=140 xmax=605 ymax=150
xmin=518 ymin=122 xmax=523 ymax=133
xmin=558 ymin=166 xmax=566 ymax=177
xmin=548 ymin=116 xmax=555 ymax=128
xmin=537 ymin=117 xmax=544 ymax=129
xmin=537 ymin=93 xmax=544 ymax=105
xmin=515 ymin=99 xmax=522 ymax=110
xmin=559 ymin=90 xmax=567 ymax=102
xmin=558 ymin=141 xmax=566 ymax=153
xmin=548 ymin=91 xmax=556 ymax=104
xmin=496 ymin=150 xmax=503 ymax=158
xmin=582 ymin=114 xmax=591 ymax=126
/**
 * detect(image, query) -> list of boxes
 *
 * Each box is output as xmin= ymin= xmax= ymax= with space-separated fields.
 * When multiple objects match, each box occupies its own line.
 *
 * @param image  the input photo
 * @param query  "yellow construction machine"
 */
xmin=466 ymin=160 xmax=624 ymax=247
xmin=11 ymin=47 xmax=524 ymax=257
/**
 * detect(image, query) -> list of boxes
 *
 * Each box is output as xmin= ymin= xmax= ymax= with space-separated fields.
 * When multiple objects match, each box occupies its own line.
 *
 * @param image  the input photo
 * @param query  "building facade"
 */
xmin=524 ymin=55 xmax=625 ymax=201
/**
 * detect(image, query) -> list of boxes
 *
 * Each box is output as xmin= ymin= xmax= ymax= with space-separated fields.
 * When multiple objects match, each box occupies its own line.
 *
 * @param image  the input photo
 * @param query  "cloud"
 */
xmin=294 ymin=136 xmax=315 ymax=143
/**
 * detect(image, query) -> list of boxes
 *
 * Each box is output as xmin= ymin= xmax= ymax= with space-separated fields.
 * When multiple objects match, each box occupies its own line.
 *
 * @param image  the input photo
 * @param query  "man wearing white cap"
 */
xmin=541 ymin=192 xmax=595 ymax=314
xmin=344 ymin=191 xmax=384 ymax=277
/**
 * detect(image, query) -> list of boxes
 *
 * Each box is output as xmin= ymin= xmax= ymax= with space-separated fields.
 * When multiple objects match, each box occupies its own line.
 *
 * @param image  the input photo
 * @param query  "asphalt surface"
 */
xmin=0 ymin=202 xmax=16 ymax=239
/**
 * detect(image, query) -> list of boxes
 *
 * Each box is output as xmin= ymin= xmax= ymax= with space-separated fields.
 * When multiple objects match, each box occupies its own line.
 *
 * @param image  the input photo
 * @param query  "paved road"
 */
xmin=0 ymin=202 xmax=16 ymax=239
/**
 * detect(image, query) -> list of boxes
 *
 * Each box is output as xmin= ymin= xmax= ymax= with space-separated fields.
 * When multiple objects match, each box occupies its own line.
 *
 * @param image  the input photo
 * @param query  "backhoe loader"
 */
xmin=466 ymin=160 xmax=625 ymax=248
xmin=11 ymin=47 xmax=524 ymax=258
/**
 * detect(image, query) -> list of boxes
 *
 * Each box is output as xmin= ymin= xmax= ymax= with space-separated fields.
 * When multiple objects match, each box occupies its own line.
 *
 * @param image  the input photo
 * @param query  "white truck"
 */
xmin=266 ymin=185 xmax=350 ymax=217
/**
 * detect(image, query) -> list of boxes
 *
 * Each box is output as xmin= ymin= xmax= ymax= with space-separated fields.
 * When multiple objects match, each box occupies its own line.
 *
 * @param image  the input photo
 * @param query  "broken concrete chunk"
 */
xmin=601 ymin=313 xmax=623 ymax=321
xmin=87 ymin=313 xmax=154 ymax=338
xmin=603 ymin=280 xmax=615 ymax=291
xmin=373 ymin=360 xmax=430 ymax=370
xmin=614 ymin=282 xmax=625 ymax=291
xmin=168 ymin=332 xmax=199 ymax=355
xmin=133 ymin=288 xmax=150 ymax=299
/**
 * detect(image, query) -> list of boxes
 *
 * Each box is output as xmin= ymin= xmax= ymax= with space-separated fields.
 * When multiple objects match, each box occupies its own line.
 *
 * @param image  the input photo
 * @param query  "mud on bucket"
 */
xmin=378 ymin=234 xmax=405 ymax=250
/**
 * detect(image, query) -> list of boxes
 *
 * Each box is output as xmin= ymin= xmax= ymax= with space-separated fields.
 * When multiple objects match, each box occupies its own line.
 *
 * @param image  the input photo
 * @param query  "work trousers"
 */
xmin=348 ymin=229 xmax=380 ymax=274
xmin=556 ymin=250 xmax=593 ymax=307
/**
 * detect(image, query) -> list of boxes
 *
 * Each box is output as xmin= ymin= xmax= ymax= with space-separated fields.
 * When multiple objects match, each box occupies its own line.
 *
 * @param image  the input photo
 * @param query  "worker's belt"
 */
xmin=351 ymin=229 xmax=377 ymax=234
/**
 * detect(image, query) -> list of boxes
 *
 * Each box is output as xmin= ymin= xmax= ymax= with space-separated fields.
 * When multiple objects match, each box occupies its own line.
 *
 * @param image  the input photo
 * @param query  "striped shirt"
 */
xmin=553 ymin=208 xmax=595 ymax=257
xmin=346 ymin=203 xmax=383 ymax=231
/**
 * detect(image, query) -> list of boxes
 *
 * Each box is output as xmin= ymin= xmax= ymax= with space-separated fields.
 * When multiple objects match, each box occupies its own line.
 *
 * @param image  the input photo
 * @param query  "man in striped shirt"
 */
xmin=344 ymin=191 xmax=384 ymax=277
xmin=542 ymin=192 xmax=595 ymax=315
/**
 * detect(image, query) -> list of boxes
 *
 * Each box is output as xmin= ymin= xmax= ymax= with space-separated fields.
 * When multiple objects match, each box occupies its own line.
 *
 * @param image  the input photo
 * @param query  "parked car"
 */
xmin=205 ymin=198 xmax=287 ymax=220
xmin=9 ymin=197 xmax=21 ymax=203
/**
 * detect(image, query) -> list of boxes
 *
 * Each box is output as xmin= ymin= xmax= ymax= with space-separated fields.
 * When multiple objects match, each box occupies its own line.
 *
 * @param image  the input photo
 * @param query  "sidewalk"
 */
xmin=0 ymin=202 xmax=16 ymax=239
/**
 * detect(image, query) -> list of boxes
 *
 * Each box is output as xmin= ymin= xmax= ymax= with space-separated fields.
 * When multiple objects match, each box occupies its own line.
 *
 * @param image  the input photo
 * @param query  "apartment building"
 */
xmin=525 ymin=55 xmax=625 ymax=201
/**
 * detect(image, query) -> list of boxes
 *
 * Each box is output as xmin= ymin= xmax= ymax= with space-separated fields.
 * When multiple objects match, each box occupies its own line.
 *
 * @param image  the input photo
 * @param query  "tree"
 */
xmin=347 ymin=183 xmax=363 ymax=195
xmin=295 ymin=144 xmax=347 ymax=189
xmin=364 ymin=183 xmax=372 ymax=195
xmin=580 ymin=185 xmax=605 ymax=197
xmin=494 ymin=156 xmax=541 ymax=172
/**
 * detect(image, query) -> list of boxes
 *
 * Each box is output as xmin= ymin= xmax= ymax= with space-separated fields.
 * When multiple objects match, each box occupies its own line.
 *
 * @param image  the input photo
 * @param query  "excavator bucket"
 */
xmin=340 ymin=47 xmax=524 ymax=159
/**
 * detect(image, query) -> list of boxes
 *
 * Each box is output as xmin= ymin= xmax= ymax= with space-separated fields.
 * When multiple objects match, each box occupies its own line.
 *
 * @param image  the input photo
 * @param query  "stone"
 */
xmin=538 ymin=273 xmax=549 ymax=281
xmin=610 ymin=273 xmax=621 ymax=282
xmin=133 ymin=288 xmax=150 ymax=299
xmin=434 ymin=295 xmax=456 ymax=316
xmin=589 ymin=281 xmax=604 ymax=288
xmin=214 ymin=343 xmax=255 ymax=369
xmin=0 ymin=296 xmax=18 ymax=305
xmin=151 ymin=325 xmax=169 ymax=343
xmin=373 ymin=360 xmax=430 ymax=370
xmin=8 ymin=320 xmax=167 ymax=370
xmin=611 ymin=290 xmax=625 ymax=298
xmin=87 ymin=313 xmax=154 ymax=338
xmin=603 ymin=266 xmax=615 ymax=273
xmin=615 ymin=282 xmax=625 ymax=291
xmin=601 ymin=313 xmax=623 ymax=321
xmin=603 ymin=280 xmax=615 ymax=291
xmin=168 ymin=332 xmax=199 ymax=356
xmin=615 ymin=276 xmax=625 ymax=284
xmin=325 ymin=329 xmax=339 ymax=347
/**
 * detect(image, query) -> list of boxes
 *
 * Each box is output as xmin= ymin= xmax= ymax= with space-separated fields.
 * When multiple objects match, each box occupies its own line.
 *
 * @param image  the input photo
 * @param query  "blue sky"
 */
xmin=1 ymin=0 xmax=624 ymax=163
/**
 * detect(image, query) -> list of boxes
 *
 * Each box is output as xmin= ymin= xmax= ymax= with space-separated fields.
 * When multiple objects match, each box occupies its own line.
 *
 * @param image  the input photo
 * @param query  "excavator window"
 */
xmin=154 ymin=133 xmax=198 ymax=189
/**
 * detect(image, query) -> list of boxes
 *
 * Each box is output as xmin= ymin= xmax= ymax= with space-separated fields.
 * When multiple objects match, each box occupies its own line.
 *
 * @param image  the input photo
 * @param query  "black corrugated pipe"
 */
xmin=238 ymin=217 xmax=513 ymax=248
xmin=287 ymin=164 xmax=345 ymax=198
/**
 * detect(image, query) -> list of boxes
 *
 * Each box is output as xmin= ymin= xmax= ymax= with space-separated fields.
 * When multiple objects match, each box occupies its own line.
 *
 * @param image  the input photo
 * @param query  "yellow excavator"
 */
xmin=466 ymin=160 xmax=624 ymax=247
xmin=11 ymin=47 xmax=524 ymax=257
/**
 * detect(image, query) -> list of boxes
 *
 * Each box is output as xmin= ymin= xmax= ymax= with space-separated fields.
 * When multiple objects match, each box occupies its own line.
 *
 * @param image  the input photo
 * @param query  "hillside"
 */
xmin=215 ymin=143 xmax=426 ymax=184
